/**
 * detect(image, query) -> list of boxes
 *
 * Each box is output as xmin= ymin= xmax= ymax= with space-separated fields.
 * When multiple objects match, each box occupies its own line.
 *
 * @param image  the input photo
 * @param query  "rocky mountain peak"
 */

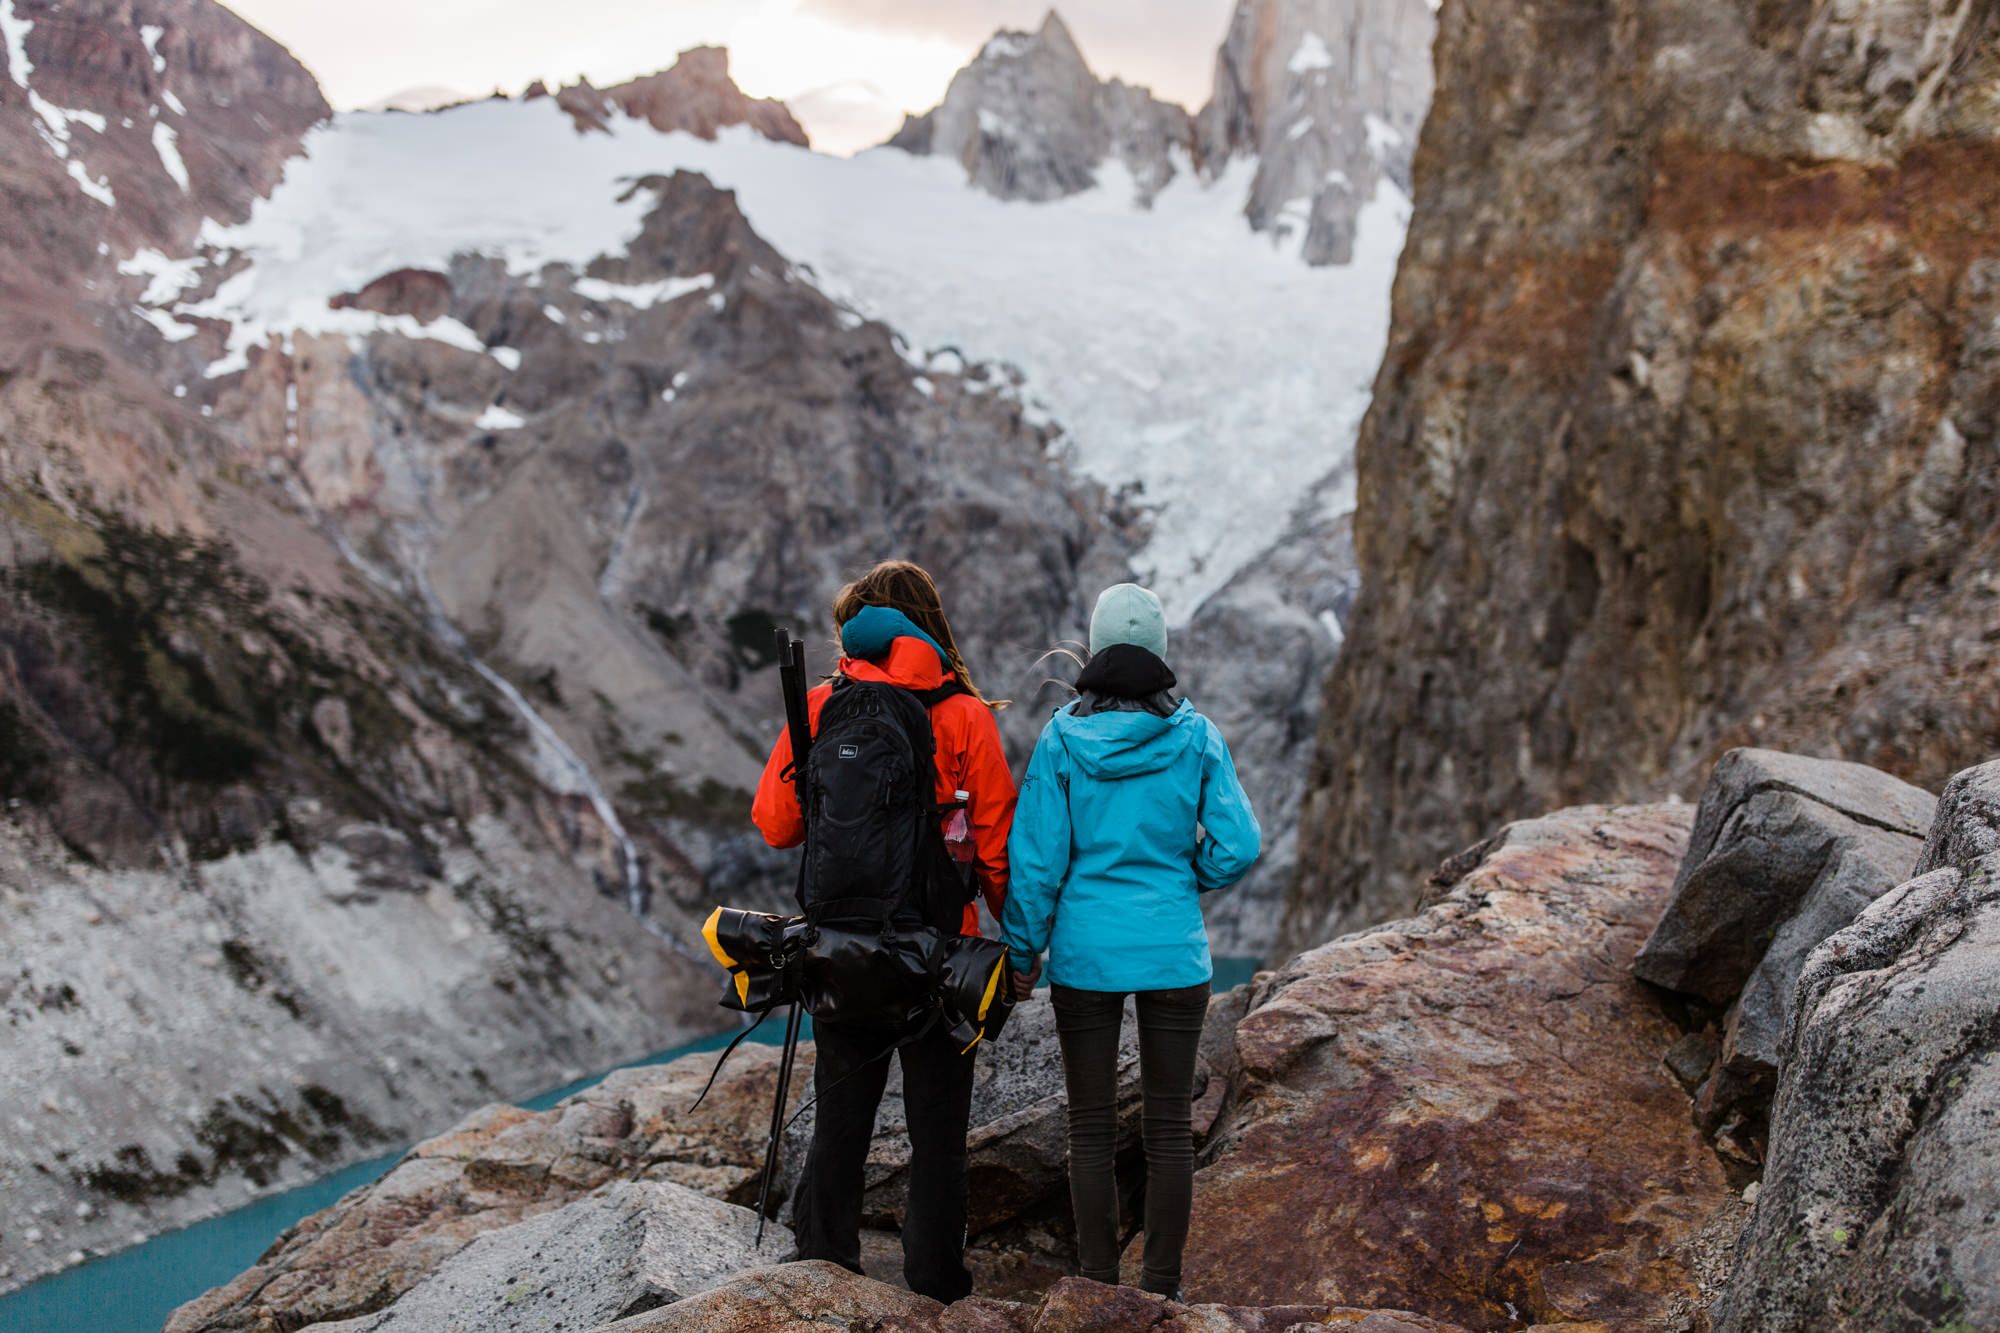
xmin=887 ymin=0 xmax=1435 ymax=262
xmin=1028 ymin=8 xmax=1082 ymax=61
xmin=551 ymin=45 xmax=808 ymax=147
xmin=1195 ymin=0 xmax=1437 ymax=264
xmin=886 ymin=7 xmax=1194 ymax=205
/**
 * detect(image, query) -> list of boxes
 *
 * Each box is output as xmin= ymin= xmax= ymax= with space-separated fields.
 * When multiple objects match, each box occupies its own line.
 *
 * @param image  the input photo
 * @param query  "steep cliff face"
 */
xmin=887 ymin=12 xmax=1194 ymax=205
xmin=1195 ymin=0 xmax=1436 ymax=263
xmin=1280 ymin=0 xmax=2000 ymax=955
xmin=0 ymin=2 xmax=750 ymax=1291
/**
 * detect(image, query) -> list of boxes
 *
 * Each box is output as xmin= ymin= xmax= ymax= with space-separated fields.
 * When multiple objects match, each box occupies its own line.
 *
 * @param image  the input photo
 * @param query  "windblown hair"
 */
xmin=832 ymin=559 xmax=1002 ymax=707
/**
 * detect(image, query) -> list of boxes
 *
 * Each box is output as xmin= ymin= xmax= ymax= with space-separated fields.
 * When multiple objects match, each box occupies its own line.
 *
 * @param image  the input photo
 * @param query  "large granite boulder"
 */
xmin=1632 ymin=749 xmax=1935 ymax=1149
xmin=306 ymin=1179 xmax=790 ymax=1332
xmin=1717 ymin=758 xmax=2000 ymax=1333
xmin=166 ymin=1044 xmax=809 ymax=1331
xmin=1181 ymin=804 xmax=1739 ymax=1330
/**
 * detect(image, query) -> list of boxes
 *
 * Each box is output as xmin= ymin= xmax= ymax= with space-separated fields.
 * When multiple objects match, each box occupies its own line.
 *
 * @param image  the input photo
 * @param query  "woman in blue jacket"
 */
xmin=1002 ymin=583 xmax=1260 ymax=1299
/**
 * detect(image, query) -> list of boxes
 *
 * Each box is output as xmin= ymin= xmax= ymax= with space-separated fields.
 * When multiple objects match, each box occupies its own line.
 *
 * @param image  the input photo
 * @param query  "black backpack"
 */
xmin=795 ymin=676 xmax=972 ymax=1023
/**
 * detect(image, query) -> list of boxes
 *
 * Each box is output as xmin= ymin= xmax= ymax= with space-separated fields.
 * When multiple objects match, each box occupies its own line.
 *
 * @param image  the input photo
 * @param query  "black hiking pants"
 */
xmin=791 ymin=1015 xmax=977 ymax=1303
xmin=1052 ymin=980 xmax=1211 ymax=1295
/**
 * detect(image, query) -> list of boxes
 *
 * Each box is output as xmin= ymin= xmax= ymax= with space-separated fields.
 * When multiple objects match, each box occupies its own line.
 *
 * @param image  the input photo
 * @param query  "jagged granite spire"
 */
xmin=886 ymin=7 xmax=1194 ymax=206
xmin=1195 ymin=0 xmax=1438 ymax=264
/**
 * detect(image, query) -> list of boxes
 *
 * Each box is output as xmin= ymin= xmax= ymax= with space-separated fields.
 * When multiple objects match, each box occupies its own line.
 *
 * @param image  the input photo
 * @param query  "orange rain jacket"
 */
xmin=751 ymin=635 xmax=1015 ymax=936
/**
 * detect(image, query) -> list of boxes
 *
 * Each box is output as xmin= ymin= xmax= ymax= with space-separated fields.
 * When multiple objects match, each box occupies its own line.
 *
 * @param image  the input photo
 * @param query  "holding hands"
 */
xmin=1011 ymin=955 xmax=1042 ymax=1001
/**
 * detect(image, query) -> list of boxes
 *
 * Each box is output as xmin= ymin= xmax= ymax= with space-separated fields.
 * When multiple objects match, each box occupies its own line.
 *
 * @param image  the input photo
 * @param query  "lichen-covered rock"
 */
xmin=1185 ymin=804 xmax=1737 ymax=1330
xmin=1717 ymin=758 xmax=2000 ymax=1333
xmin=1282 ymin=0 xmax=2000 ymax=958
xmin=1631 ymin=749 xmax=1935 ymax=1147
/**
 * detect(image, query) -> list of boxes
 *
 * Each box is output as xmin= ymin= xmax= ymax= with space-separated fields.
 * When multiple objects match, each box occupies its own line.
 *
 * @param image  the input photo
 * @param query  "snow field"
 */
xmin=159 ymin=98 xmax=1409 ymax=620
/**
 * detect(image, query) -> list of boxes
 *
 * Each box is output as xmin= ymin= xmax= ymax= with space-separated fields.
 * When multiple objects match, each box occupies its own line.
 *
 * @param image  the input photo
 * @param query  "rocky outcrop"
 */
xmin=169 ymin=990 xmax=1254 ymax=1329
xmin=1632 ymin=749 xmax=1935 ymax=1157
xmin=600 ymin=1266 xmax=1468 ymax=1333
xmin=171 ymin=796 xmax=1804 ymax=1332
xmin=1282 ymin=0 xmax=2000 ymax=956
xmin=886 ymin=12 xmax=1194 ymax=206
xmin=1718 ymin=758 xmax=2000 ymax=1332
xmin=1186 ymin=803 xmax=1739 ymax=1330
xmin=317 ymin=1180 xmax=791 ymax=1333
xmin=165 ymin=1045 xmax=806 ymax=1331
xmin=553 ymin=47 xmax=808 ymax=147
xmin=1195 ymin=0 xmax=1437 ymax=263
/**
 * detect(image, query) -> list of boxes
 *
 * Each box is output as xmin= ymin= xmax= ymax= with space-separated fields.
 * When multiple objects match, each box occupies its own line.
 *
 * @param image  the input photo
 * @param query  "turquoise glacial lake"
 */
xmin=0 ymin=958 xmax=1259 ymax=1333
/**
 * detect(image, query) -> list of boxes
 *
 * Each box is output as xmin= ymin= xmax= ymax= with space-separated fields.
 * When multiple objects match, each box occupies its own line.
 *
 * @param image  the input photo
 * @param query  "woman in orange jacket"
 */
xmin=750 ymin=559 xmax=1016 ymax=1301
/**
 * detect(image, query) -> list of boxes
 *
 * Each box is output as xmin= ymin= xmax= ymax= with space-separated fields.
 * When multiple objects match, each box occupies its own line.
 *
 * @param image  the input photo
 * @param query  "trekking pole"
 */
xmin=754 ymin=998 xmax=806 ymax=1246
xmin=774 ymin=628 xmax=812 ymax=811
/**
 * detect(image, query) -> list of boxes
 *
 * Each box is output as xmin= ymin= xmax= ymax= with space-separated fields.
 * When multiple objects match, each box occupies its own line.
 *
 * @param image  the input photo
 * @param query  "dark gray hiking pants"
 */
xmin=1051 ymin=980 xmax=1211 ymax=1294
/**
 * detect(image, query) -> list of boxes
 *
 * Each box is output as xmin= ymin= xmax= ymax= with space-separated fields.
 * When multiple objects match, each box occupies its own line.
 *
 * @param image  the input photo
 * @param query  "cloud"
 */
xmin=785 ymin=80 xmax=911 ymax=156
xmin=795 ymin=0 xmax=1234 ymax=107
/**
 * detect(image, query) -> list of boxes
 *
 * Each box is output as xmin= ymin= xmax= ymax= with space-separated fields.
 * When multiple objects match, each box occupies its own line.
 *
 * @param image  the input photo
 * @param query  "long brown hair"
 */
xmin=832 ymin=560 xmax=1002 ymax=707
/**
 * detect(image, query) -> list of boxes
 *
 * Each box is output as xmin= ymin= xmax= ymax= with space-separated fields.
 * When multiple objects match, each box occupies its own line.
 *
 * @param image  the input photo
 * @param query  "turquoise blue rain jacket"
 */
xmin=1002 ymin=699 xmax=1260 ymax=991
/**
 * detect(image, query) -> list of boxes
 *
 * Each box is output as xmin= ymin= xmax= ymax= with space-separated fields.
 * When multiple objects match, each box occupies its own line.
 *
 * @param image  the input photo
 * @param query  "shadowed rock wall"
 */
xmin=1281 ymin=0 xmax=2000 ymax=955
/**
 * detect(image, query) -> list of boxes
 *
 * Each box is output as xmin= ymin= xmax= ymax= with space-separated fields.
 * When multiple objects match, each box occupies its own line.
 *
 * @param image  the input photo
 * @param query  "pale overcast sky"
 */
xmin=220 ymin=0 xmax=1236 ymax=155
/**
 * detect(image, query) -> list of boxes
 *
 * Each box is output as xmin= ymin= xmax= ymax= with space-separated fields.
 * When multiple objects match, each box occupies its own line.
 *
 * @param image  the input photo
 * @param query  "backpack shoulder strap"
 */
xmin=910 ymin=678 xmax=969 ymax=709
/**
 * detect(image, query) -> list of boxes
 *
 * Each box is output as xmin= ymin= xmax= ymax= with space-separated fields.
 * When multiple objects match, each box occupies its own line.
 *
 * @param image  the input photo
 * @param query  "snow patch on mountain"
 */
xmin=155 ymin=99 xmax=1408 ymax=619
xmin=1289 ymin=33 xmax=1335 ymax=74
xmin=572 ymin=272 xmax=714 ymax=308
xmin=2 ymin=0 xmax=32 ymax=87
xmin=153 ymin=121 xmax=189 ymax=190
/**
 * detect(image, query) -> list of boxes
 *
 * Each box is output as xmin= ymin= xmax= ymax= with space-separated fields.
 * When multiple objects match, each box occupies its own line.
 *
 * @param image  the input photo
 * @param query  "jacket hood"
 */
xmin=840 ymin=636 xmax=951 ymax=691
xmin=839 ymin=606 xmax=947 ymax=670
xmin=1053 ymin=697 xmax=1199 ymax=778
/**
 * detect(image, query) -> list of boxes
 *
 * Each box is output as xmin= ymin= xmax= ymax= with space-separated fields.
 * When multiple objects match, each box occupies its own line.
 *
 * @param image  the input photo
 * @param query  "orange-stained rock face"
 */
xmin=1185 ymin=804 xmax=1736 ymax=1331
xmin=1281 ymin=0 xmax=2000 ymax=956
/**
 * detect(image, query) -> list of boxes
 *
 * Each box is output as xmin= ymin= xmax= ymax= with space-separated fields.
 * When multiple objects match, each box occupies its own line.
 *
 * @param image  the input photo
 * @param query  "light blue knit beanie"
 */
xmin=1088 ymin=583 xmax=1167 ymax=660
